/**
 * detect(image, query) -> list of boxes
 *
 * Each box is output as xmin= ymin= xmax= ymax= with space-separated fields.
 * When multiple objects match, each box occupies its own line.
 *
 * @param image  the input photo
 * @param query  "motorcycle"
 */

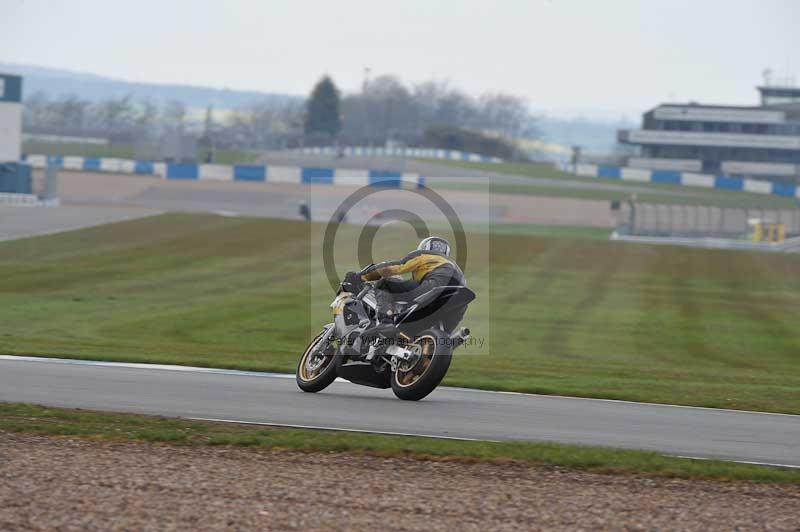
xmin=296 ymin=273 xmax=475 ymax=401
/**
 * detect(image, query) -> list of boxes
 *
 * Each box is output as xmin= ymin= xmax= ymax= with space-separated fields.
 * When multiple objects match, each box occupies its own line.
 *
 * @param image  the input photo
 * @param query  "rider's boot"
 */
xmin=361 ymin=290 xmax=398 ymax=341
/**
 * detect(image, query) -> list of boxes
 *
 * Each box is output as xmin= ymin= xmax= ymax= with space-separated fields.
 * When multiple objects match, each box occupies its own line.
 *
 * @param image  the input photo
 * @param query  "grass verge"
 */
xmin=422 ymin=159 xmax=800 ymax=208
xmin=416 ymin=159 xmax=577 ymax=180
xmin=427 ymin=221 xmax=610 ymax=239
xmin=2 ymin=403 xmax=798 ymax=484
xmin=2 ymin=214 xmax=800 ymax=414
xmin=480 ymin=182 xmax=799 ymax=208
xmin=23 ymin=141 xmax=261 ymax=165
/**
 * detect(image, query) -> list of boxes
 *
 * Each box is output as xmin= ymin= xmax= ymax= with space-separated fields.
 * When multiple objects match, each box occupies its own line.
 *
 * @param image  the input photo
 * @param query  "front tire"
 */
xmin=391 ymin=329 xmax=452 ymax=401
xmin=296 ymin=327 xmax=337 ymax=393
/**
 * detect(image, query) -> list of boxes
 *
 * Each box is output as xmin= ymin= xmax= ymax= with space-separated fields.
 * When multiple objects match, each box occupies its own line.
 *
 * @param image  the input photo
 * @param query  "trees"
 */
xmin=23 ymin=93 xmax=90 ymax=135
xmin=163 ymin=100 xmax=187 ymax=130
xmin=423 ymin=124 xmax=516 ymax=160
xmin=304 ymin=76 xmax=341 ymax=140
xmin=337 ymin=76 xmax=536 ymax=155
xmin=20 ymin=72 xmax=535 ymax=158
xmin=134 ymin=100 xmax=159 ymax=136
xmin=224 ymin=100 xmax=303 ymax=149
xmin=94 ymin=95 xmax=134 ymax=138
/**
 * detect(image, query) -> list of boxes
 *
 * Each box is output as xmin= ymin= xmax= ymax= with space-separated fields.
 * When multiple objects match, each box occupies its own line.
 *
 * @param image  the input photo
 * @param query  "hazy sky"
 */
xmin=2 ymin=0 xmax=798 ymax=118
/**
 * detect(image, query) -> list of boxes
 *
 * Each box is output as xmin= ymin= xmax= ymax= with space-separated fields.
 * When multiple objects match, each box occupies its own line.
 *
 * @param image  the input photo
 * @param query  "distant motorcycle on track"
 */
xmin=296 ymin=274 xmax=475 ymax=401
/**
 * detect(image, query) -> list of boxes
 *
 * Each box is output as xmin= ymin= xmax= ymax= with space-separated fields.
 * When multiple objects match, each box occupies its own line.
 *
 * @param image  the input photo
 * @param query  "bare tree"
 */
xmin=134 ymin=100 xmax=159 ymax=135
xmin=163 ymin=100 xmax=187 ymax=130
xmin=338 ymin=75 xmax=535 ymax=149
xmin=93 ymin=95 xmax=134 ymax=138
xmin=21 ymin=72 xmax=535 ymax=158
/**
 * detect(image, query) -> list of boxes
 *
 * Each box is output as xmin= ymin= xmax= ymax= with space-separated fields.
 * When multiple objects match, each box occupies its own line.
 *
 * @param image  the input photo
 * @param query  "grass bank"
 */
xmin=416 ymin=159 xmax=577 ymax=180
xmin=423 ymin=159 xmax=800 ymax=208
xmin=1 ymin=214 xmax=799 ymax=413
xmin=2 ymin=403 xmax=797 ymax=484
xmin=23 ymin=141 xmax=261 ymax=165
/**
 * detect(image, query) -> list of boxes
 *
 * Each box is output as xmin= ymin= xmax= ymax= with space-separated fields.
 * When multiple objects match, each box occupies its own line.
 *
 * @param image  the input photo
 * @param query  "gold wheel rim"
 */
xmin=299 ymin=334 xmax=332 ymax=382
xmin=395 ymin=335 xmax=435 ymax=388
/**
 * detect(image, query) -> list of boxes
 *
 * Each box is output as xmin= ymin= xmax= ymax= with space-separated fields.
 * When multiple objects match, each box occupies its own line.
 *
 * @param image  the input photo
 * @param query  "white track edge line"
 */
xmin=2 ymin=355 xmax=797 ymax=418
xmin=441 ymin=386 xmax=800 ymax=418
xmin=0 ymin=212 xmax=164 ymax=242
xmin=190 ymin=417 xmax=800 ymax=469
xmin=674 ymin=455 xmax=800 ymax=470
xmin=187 ymin=417 xmax=498 ymax=442
xmin=0 ymin=355 xmax=295 ymax=380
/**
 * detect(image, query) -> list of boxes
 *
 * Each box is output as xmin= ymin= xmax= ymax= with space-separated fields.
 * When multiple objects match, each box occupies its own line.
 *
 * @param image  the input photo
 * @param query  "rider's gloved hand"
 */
xmin=342 ymin=271 xmax=364 ymax=293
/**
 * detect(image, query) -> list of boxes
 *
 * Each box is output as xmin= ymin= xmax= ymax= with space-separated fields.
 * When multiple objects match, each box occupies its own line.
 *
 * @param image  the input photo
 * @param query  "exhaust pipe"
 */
xmin=449 ymin=327 xmax=470 ymax=348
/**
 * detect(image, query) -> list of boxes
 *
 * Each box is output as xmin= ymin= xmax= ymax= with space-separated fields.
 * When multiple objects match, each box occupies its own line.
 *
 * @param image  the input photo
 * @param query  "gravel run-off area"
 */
xmin=1 ymin=433 xmax=799 ymax=531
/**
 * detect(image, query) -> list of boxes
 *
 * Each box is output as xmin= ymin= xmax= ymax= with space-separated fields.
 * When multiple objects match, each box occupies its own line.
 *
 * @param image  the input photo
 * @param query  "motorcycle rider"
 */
xmin=346 ymin=236 xmax=467 ymax=337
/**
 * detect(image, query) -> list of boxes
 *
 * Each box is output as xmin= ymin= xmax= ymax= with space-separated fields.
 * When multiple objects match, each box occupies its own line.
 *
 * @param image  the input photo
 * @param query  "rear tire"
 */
xmin=391 ymin=329 xmax=452 ymax=401
xmin=296 ymin=327 xmax=337 ymax=393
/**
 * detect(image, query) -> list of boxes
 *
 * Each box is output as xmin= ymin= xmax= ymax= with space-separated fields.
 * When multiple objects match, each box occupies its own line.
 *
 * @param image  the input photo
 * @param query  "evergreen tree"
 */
xmin=304 ymin=76 xmax=341 ymax=138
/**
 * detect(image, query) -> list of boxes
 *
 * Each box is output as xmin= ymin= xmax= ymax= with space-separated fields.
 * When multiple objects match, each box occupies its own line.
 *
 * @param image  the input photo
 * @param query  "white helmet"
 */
xmin=417 ymin=236 xmax=451 ymax=257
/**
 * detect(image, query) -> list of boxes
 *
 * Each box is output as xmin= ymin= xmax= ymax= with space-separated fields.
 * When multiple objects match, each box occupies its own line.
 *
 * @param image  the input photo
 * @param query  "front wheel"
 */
xmin=391 ymin=329 xmax=452 ymax=401
xmin=296 ymin=327 xmax=337 ymax=393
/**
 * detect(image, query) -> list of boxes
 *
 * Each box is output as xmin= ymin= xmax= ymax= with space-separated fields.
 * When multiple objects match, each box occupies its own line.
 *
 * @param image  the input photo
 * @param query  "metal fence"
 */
xmin=616 ymin=202 xmax=800 ymax=238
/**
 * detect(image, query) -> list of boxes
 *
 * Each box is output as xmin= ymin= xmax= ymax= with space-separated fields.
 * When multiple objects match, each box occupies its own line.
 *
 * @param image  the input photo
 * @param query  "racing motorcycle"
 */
xmin=296 ymin=273 xmax=475 ymax=401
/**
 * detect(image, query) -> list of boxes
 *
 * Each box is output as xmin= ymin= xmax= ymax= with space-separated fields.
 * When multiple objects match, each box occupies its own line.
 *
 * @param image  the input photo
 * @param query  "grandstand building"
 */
xmin=618 ymin=84 xmax=800 ymax=183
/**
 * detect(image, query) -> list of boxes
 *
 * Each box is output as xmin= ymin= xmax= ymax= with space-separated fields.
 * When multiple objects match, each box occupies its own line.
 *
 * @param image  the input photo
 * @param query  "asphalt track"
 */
xmin=0 ymin=204 xmax=162 ymax=241
xmin=46 ymin=171 xmax=616 ymax=230
xmin=1 ymin=356 xmax=798 ymax=468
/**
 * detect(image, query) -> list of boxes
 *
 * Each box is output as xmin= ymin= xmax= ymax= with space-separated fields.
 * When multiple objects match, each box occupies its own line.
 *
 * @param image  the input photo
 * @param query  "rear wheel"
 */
xmin=296 ymin=328 xmax=337 ymax=393
xmin=391 ymin=329 xmax=452 ymax=401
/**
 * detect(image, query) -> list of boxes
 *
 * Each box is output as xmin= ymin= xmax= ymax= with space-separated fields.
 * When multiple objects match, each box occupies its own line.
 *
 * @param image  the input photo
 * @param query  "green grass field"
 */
xmin=2 ymin=213 xmax=799 ymax=413
xmin=478 ymin=182 xmax=799 ymax=208
xmin=2 ymin=403 xmax=796 ymax=484
xmin=416 ymin=159 xmax=578 ymax=180
xmin=423 ymin=159 xmax=800 ymax=208
xmin=22 ymin=141 xmax=261 ymax=165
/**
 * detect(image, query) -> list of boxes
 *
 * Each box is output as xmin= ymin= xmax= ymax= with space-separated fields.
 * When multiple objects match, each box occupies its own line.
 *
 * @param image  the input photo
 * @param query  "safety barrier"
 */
xmin=21 ymin=155 xmax=425 ymax=189
xmin=575 ymin=164 xmax=800 ymax=199
xmin=294 ymin=146 xmax=503 ymax=163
